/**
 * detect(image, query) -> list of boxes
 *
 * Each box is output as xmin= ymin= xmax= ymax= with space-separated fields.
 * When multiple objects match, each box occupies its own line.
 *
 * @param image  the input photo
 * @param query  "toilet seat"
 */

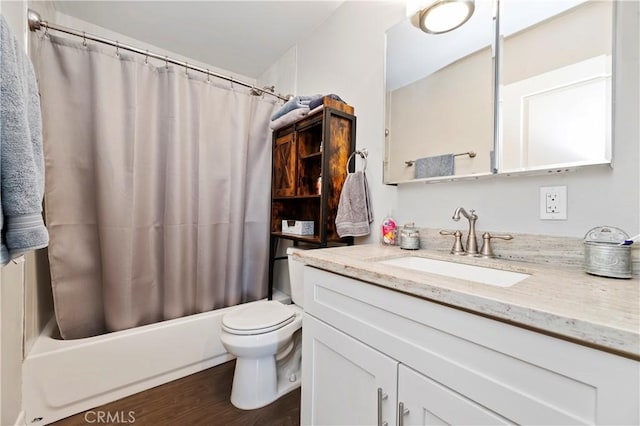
xmin=222 ymin=301 xmax=296 ymax=335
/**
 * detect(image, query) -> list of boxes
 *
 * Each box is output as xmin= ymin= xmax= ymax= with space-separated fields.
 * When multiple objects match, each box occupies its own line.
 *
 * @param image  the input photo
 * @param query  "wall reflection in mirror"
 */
xmin=499 ymin=0 xmax=612 ymax=173
xmin=384 ymin=0 xmax=613 ymax=184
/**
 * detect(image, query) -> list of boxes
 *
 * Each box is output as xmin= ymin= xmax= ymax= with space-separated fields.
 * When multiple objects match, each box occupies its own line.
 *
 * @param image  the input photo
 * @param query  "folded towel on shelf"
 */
xmin=0 ymin=16 xmax=49 ymax=265
xmin=335 ymin=171 xmax=374 ymax=238
xmin=309 ymin=93 xmax=346 ymax=110
xmin=269 ymin=107 xmax=310 ymax=130
xmin=271 ymin=94 xmax=322 ymax=121
xmin=308 ymin=105 xmax=323 ymax=116
xmin=415 ymin=154 xmax=455 ymax=179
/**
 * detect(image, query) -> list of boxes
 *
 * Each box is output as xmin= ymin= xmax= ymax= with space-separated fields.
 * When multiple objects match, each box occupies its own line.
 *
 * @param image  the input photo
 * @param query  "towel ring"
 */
xmin=346 ymin=151 xmax=367 ymax=174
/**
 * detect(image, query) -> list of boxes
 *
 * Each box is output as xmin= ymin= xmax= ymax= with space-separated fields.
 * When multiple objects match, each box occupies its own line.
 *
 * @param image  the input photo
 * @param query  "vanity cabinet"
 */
xmin=303 ymin=315 xmax=398 ymax=425
xmin=301 ymin=266 xmax=640 ymax=425
xmin=303 ymin=315 xmax=508 ymax=426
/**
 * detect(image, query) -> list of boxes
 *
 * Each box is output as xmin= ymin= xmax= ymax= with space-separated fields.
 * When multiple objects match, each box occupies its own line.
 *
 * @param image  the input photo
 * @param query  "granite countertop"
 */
xmin=294 ymin=244 xmax=640 ymax=360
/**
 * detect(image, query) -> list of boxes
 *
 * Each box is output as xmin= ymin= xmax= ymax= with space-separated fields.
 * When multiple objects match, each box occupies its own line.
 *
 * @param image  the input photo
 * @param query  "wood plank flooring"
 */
xmin=52 ymin=360 xmax=300 ymax=426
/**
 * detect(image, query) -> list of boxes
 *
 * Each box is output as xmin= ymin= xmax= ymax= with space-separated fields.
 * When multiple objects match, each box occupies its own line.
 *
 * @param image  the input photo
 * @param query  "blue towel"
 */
xmin=0 ymin=16 xmax=49 ymax=264
xmin=308 ymin=94 xmax=346 ymax=110
xmin=271 ymin=94 xmax=322 ymax=121
xmin=415 ymin=154 xmax=455 ymax=179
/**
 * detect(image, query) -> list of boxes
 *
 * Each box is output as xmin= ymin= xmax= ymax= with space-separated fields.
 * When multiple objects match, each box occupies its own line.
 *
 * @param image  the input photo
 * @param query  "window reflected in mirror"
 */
xmin=498 ymin=0 xmax=613 ymax=173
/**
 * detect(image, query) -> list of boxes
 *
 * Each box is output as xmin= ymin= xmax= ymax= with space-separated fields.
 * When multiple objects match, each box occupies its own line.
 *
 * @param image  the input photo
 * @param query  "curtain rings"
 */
xmin=252 ymin=85 xmax=264 ymax=97
xmin=82 ymin=31 xmax=87 ymax=47
xmin=115 ymin=41 xmax=120 ymax=57
xmin=184 ymin=61 xmax=188 ymax=76
xmin=144 ymin=50 xmax=149 ymax=64
xmin=230 ymin=77 xmax=235 ymax=90
xmin=164 ymin=56 xmax=169 ymax=70
xmin=206 ymin=69 xmax=210 ymax=82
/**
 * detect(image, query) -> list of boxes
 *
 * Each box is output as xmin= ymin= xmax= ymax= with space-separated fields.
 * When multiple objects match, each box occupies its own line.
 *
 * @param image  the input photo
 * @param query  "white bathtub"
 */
xmin=22 ymin=298 xmax=282 ymax=425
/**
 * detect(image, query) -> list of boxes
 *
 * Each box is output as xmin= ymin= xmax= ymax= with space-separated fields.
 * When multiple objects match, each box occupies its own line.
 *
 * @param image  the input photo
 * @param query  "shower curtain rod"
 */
xmin=27 ymin=9 xmax=290 ymax=102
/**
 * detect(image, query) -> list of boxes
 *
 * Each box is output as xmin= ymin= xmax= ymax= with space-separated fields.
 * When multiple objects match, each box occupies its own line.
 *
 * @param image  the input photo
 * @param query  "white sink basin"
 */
xmin=378 ymin=256 xmax=529 ymax=287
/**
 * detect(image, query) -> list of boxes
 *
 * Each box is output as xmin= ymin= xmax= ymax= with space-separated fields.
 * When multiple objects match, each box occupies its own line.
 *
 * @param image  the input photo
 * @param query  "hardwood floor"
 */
xmin=52 ymin=360 xmax=300 ymax=426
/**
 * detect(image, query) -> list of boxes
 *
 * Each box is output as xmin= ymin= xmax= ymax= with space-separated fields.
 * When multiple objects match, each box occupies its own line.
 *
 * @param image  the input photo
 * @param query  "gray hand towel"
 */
xmin=335 ymin=171 xmax=374 ymax=237
xmin=415 ymin=154 xmax=455 ymax=179
xmin=0 ymin=16 xmax=49 ymax=264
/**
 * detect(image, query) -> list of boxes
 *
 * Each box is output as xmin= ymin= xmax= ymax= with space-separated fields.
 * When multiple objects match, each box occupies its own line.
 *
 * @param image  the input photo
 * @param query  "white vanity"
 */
xmin=295 ymin=245 xmax=639 ymax=425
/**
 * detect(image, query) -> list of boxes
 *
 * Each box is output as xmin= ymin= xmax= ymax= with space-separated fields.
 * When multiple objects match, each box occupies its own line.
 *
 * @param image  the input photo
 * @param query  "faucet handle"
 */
xmin=440 ymin=230 xmax=465 ymax=255
xmin=479 ymin=232 xmax=513 ymax=258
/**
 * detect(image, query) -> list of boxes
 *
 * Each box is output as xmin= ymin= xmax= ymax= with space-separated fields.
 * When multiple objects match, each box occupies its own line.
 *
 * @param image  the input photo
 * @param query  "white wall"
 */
xmin=258 ymin=45 xmax=297 ymax=100
xmin=51 ymin=10 xmax=255 ymax=86
xmin=261 ymin=1 xmax=404 ymax=244
xmin=262 ymin=0 xmax=639 ymax=240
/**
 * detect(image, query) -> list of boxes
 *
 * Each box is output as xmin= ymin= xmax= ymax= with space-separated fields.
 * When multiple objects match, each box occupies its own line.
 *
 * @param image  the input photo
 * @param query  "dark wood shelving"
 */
xmin=273 ymin=194 xmax=321 ymax=201
xmin=300 ymin=152 xmax=322 ymax=160
xmin=269 ymin=100 xmax=357 ymax=298
xmin=270 ymin=232 xmax=321 ymax=244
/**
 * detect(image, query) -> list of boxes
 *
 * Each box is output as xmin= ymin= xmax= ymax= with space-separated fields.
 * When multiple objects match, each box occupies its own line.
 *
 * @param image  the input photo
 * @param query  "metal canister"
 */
xmin=400 ymin=223 xmax=420 ymax=250
xmin=584 ymin=226 xmax=632 ymax=279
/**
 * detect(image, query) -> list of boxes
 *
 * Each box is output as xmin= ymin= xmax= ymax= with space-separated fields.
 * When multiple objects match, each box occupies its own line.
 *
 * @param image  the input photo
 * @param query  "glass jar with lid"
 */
xmin=399 ymin=223 xmax=420 ymax=250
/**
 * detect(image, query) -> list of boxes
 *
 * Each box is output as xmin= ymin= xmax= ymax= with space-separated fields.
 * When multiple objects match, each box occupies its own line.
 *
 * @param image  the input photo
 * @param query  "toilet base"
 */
xmin=230 ymin=329 xmax=302 ymax=410
xmin=230 ymin=356 xmax=301 ymax=410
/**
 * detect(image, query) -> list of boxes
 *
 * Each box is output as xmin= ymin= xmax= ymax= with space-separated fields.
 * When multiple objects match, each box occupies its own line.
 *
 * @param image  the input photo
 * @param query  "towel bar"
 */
xmin=405 ymin=151 xmax=476 ymax=167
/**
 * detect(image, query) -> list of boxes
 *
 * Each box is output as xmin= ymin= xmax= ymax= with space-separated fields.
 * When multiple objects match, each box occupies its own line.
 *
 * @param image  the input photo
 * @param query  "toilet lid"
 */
xmin=222 ymin=301 xmax=295 ymax=335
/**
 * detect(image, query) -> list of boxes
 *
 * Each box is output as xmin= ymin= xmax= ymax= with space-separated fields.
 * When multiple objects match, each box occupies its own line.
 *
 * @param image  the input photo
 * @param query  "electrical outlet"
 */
xmin=540 ymin=186 xmax=567 ymax=220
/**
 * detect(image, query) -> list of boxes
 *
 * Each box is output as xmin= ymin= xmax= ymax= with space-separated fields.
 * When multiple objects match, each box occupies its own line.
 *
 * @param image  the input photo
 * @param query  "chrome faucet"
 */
xmin=452 ymin=207 xmax=479 ymax=256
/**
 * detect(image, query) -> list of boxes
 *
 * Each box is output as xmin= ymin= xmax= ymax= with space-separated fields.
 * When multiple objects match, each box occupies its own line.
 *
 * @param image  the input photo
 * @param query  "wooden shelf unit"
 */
xmin=268 ymin=102 xmax=356 ymax=297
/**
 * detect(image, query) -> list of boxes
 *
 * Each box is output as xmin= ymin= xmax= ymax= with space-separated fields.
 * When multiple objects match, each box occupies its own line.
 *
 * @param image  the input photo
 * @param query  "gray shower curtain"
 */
xmin=33 ymin=34 xmax=276 ymax=339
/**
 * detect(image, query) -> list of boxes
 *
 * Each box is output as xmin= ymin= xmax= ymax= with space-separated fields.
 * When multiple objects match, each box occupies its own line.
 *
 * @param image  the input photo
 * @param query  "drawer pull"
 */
xmin=377 ymin=387 xmax=388 ymax=426
xmin=398 ymin=402 xmax=410 ymax=426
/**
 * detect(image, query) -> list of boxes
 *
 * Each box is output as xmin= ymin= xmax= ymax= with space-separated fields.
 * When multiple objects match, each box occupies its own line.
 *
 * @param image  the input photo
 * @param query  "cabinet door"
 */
xmin=398 ymin=365 xmax=512 ymax=426
xmin=273 ymin=132 xmax=296 ymax=197
xmin=302 ymin=314 xmax=398 ymax=426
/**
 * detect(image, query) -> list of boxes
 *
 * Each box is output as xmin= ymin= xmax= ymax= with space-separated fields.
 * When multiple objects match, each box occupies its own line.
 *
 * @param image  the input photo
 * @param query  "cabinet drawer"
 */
xmin=304 ymin=266 xmax=640 ymax=425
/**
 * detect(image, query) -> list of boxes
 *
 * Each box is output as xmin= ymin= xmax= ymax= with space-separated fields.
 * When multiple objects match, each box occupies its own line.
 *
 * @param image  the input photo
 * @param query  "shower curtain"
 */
xmin=33 ymin=34 xmax=277 ymax=339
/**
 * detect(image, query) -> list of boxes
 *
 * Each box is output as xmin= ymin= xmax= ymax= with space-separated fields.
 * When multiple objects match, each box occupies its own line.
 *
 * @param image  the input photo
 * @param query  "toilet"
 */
xmin=220 ymin=247 xmax=304 ymax=410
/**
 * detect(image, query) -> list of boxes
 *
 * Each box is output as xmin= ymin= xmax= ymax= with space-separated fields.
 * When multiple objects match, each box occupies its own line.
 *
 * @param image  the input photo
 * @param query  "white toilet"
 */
xmin=220 ymin=247 xmax=304 ymax=410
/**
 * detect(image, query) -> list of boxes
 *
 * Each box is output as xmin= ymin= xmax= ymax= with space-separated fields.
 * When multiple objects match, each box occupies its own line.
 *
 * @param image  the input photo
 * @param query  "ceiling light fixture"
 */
xmin=415 ymin=0 xmax=475 ymax=34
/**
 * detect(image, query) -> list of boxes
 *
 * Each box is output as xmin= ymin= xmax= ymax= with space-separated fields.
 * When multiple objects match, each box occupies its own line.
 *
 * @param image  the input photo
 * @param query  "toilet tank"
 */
xmin=286 ymin=247 xmax=305 ymax=307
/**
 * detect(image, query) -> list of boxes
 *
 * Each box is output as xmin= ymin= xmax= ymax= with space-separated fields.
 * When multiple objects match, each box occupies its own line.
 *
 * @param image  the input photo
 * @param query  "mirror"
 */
xmin=385 ymin=0 xmax=495 ymax=183
xmin=498 ymin=0 xmax=612 ymax=173
xmin=384 ymin=0 xmax=613 ymax=184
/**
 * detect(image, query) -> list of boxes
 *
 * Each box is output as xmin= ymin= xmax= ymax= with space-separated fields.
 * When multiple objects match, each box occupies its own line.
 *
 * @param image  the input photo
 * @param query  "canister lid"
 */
xmin=584 ymin=226 xmax=629 ymax=244
xmin=401 ymin=223 xmax=419 ymax=236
